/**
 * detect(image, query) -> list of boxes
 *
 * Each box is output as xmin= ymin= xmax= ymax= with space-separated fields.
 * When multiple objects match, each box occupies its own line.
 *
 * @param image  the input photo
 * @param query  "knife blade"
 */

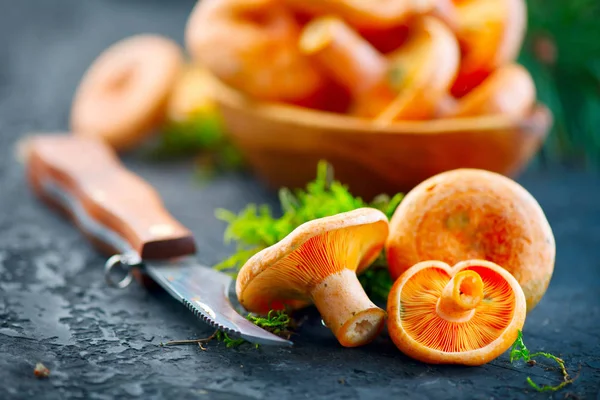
xmin=24 ymin=134 xmax=292 ymax=347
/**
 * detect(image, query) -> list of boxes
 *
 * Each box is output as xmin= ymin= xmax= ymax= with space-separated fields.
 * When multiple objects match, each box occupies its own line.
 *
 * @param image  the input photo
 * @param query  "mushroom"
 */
xmin=236 ymin=208 xmax=389 ymax=347
xmin=436 ymin=63 xmax=536 ymax=119
xmin=165 ymin=64 xmax=217 ymax=123
xmin=449 ymin=0 xmax=527 ymax=97
xmin=387 ymin=259 xmax=527 ymax=366
xmin=298 ymin=15 xmax=459 ymax=121
xmin=185 ymin=0 xmax=326 ymax=104
xmin=70 ymin=34 xmax=185 ymax=151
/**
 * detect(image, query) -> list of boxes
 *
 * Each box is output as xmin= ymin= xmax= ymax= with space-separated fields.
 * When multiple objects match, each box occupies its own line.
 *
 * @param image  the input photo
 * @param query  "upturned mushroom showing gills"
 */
xmin=385 ymin=169 xmax=555 ymax=312
xmin=236 ymin=208 xmax=389 ymax=347
xmin=298 ymin=15 xmax=459 ymax=121
xmin=70 ymin=34 xmax=184 ymax=151
xmin=387 ymin=259 xmax=526 ymax=366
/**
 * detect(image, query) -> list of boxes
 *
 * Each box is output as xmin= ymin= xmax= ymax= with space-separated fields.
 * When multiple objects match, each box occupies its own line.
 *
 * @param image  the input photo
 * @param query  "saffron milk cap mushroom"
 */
xmin=437 ymin=63 xmax=536 ymax=119
xmin=298 ymin=15 xmax=460 ymax=121
xmin=387 ymin=259 xmax=527 ymax=366
xmin=236 ymin=208 xmax=389 ymax=347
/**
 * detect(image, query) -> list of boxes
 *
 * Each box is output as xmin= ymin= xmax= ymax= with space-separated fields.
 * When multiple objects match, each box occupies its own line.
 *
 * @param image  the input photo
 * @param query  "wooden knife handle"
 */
xmin=25 ymin=134 xmax=196 ymax=260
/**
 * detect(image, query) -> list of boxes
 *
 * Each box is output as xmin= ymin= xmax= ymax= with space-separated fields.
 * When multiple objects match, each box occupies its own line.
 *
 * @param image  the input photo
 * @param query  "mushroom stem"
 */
xmin=436 ymin=270 xmax=484 ymax=322
xmin=299 ymin=16 xmax=388 ymax=95
xmin=310 ymin=269 xmax=386 ymax=347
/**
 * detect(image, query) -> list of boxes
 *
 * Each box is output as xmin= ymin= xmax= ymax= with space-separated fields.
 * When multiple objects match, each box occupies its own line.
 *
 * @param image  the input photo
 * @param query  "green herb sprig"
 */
xmin=509 ymin=330 xmax=577 ymax=392
xmin=213 ymin=160 xmax=403 ymax=301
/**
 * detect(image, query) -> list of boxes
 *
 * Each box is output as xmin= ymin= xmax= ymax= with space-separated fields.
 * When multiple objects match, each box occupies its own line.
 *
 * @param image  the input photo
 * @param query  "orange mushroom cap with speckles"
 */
xmin=236 ymin=208 xmax=389 ymax=347
xmin=387 ymin=259 xmax=527 ymax=366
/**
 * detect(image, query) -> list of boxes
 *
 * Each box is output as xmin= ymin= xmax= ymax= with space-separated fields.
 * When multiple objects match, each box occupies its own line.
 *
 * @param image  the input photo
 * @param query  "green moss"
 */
xmin=213 ymin=160 xmax=404 ymax=302
xmin=163 ymin=310 xmax=295 ymax=350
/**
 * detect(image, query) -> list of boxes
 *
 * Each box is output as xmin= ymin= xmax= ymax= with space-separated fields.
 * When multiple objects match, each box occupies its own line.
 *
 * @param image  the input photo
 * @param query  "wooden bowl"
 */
xmin=208 ymin=75 xmax=553 ymax=200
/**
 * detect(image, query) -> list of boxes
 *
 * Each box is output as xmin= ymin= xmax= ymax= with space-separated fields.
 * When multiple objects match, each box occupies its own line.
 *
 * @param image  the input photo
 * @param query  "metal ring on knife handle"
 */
xmin=105 ymin=253 xmax=142 ymax=289
xmin=40 ymin=174 xmax=142 ymax=289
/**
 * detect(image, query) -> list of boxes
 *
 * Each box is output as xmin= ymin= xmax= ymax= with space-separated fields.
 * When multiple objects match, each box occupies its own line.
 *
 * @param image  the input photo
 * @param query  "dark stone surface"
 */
xmin=0 ymin=0 xmax=599 ymax=398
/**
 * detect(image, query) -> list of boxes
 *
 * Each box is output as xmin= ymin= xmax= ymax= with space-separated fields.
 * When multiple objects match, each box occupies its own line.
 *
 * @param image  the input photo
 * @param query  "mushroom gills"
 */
xmin=265 ymin=228 xmax=386 ymax=346
xmin=401 ymin=266 xmax=515 ymax=352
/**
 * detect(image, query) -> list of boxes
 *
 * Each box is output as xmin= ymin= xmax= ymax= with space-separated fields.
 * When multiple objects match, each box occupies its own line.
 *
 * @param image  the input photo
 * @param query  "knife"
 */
xmin=23 ymin=134 xmax=292 ymax=347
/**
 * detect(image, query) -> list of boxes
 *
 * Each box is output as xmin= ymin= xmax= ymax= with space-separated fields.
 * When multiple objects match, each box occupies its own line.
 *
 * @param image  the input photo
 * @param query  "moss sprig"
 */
xmin=162 ymin=310 xmax=295 ymax=350
xmin=215 ymin=330 xmax=247 ymax=348
xmin=509 ymin=330 xmax=577 ymax=392
xmin=248 ymin=310 xmax=294 ymax=340
xmin=213 ymin=160 xmax=403 ymax=301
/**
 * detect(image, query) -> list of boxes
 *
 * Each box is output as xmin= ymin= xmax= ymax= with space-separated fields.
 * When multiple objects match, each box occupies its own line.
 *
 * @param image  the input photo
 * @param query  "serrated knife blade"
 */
xmin=146 ymin=260 xmax=293 ymax=346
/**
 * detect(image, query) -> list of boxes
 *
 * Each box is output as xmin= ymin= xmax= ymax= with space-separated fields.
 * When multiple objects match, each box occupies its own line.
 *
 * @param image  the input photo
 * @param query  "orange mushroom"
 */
xmin=283 ymin=0 xmax=437 ymax=29
xmin=185 ymin=0 xmax=325 ymax=104
xmin=387 ymin=259 xmax=526 ymax=366
xmin=385 ymin=168 xmax=555 ymax=312
xmin=165 ymin=65 xmax=217 ymax=123
xmin=236 ymin=208 xmax=389 ymax=347
xmin=437 ymin=63 xmax=536 ymax=118
xmin=450 ymin=0 xmax=528 ymax=97
xmin=299 ymin=15 xmax=459 ymax=121
xmin=70 ymin=34 xmax=184 ymax=151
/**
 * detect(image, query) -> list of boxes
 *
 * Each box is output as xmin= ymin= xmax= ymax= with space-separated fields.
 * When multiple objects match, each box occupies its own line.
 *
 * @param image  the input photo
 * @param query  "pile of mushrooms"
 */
xmin=235 ymin=168 xmax=555 ymax=367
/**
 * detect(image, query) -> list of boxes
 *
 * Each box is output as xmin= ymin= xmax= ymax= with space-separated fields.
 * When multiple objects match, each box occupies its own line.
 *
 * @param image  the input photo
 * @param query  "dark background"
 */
xmin=0 ymin=1 xmax=599 ymax=399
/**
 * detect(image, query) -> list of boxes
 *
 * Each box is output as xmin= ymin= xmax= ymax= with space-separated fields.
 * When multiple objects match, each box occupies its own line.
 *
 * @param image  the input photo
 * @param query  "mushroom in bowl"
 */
xmin=185 ymin=0 xmax=551 ymax=200
xmin=207 ymin=71 xmax=552 ymax=200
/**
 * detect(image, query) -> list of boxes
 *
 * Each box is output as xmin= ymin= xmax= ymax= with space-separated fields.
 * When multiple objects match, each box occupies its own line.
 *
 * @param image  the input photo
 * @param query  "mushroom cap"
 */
xmin=387 ymin=259 xmax=527 ymax=366
xmin=373 ymin=16 xmax=460 ymax=121
xmin=166 ymin=65 xmax=217 ymax=122
xmin=185 ymin=0 xmax=325 ymax=103
xmin=236 ymin=208 xmax=389 ymax=314
xmin=442 ymin=63 xmax=536 ymax=118
xmin=385 ymin=168 xmax=555 ymax=312
xmin=71 ymin=34 xmax=184 ymax=151
xmin=451 ymin=0 xmax=527 ymax=97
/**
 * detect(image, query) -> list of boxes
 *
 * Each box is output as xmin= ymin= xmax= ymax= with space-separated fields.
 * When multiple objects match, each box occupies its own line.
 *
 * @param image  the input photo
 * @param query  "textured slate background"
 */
xmin=0 ymin=0 xmax=599 ymax=399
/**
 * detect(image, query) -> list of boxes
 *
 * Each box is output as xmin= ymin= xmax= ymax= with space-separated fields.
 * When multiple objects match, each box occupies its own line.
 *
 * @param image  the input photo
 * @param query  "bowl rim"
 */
xmin=206 ymin=72 xmax=553 ymax=137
